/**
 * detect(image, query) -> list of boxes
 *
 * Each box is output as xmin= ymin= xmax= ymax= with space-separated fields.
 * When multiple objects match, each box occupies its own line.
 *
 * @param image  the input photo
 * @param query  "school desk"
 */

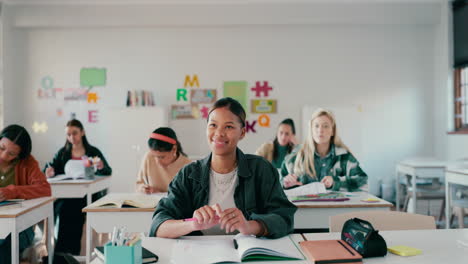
xmin=48 ymin=175 xmax=112 ymax=205
xmin=82 ymin=192 xmax=166 ymax=264
xmin=302 ymin=228 xmax=468 ymax=264
xmin=395 ymin=157 xmax=446 ymax=213
xmin=293 ymin=192 xmax=392 ymax=229
xmin=0 ymin=197 xmax=55 ymax=264
xmin=445 ymin=167 xmax=468 ymax=228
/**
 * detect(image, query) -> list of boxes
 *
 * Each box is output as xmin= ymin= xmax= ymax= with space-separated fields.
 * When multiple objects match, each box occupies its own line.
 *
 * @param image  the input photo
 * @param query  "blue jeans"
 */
xmin=0 ymin=226 xmax=35 ymax=264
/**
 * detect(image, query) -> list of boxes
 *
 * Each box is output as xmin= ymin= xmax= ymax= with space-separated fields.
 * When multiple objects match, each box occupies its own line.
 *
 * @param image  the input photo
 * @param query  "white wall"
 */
xmin=2 ymin=1 xmax=441 ymax=194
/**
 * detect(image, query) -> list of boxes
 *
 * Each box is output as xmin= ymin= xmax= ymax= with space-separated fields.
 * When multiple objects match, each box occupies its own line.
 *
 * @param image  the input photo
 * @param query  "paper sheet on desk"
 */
xmin=284 ymin=182 xmax=326 ymax=197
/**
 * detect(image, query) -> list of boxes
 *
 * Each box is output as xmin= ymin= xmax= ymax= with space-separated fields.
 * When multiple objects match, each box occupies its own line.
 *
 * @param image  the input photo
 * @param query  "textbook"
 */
xmin=94 ymin=246 xmax=158 ymax=263
xmin=171 ymin=234 xmax=304 ymax=264
xmin=284 ymin=182 xmax=326 ymax=196
xmin=0 ymin=200 xmax=22 ymax=211
xmin=92 ymin=194 xmax=159 ymax=208
xmin=299 ymin=240 xmax=362 ymax=264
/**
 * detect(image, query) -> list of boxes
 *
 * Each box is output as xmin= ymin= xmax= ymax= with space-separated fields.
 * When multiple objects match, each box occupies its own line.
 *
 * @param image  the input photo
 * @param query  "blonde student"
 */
xmin=255 ymin=118 xmax=297 ymax=169
xmin=150 ymin=97 xmax=296 ymax=239
xmin=280 ymin=108 xmax=367 ymax=191
xmin=136 ymin=127 xmax=191 ymax=194
xmin=0 ymin=125 xmax=51 ymax=264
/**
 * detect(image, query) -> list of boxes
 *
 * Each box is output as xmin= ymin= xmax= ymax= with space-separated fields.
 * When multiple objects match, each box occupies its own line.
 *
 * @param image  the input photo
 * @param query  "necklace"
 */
xmin=210 ymin=167 xmax=238 ymax=194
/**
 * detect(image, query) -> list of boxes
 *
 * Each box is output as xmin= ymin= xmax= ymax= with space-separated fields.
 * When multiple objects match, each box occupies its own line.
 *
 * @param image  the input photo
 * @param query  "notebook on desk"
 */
xmin=171 ymin=234 xmax=304 ymax=264
xmin=92 ymin=195 xmax=159 ymax=208
xmin=299 ymin=240 xmax=362 ymax=264
xmin=0 ymin=200 xmax=22 ymax=211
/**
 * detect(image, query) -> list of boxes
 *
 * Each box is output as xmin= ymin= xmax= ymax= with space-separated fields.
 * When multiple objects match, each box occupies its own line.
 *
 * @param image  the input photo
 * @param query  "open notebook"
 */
xmin=92 ymin=194 xmax=160 ymax=208
xmin=171 ymin=234 xmax=304 ymax=264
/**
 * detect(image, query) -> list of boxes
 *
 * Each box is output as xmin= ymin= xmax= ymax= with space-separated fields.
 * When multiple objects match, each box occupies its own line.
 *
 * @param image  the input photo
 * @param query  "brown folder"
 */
xmin=299 ymin=240 xmax=363 ymax=264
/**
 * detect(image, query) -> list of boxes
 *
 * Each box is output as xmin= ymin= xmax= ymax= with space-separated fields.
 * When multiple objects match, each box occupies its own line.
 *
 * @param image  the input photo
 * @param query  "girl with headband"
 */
xmin=135 ymin=127 xmax=191 ymax=194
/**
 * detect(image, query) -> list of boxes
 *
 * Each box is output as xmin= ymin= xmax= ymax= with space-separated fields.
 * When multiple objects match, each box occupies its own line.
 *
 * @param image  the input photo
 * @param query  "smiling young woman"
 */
xmin=150 ymin=97 xmax=296 ymax=239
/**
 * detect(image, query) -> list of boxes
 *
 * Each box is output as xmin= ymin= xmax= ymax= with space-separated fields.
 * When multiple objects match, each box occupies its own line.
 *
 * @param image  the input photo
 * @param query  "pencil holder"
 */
xmin=104 ymin=240 xmax=142 ymax=264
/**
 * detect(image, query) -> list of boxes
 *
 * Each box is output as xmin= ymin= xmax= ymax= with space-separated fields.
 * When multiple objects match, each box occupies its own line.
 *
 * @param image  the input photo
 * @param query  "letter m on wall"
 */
xmin=184 ymin=75 xmax=200 ymax=88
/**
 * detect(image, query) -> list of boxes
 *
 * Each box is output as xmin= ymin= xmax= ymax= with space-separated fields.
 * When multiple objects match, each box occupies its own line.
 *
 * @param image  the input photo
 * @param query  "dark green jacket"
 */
xmin=44 ymin=145 xmax=112 ymax=176
xmin=280 ymin=144 xmax=367 ymax=191
xmin=150 ymin=148 xmax=297 ymax=238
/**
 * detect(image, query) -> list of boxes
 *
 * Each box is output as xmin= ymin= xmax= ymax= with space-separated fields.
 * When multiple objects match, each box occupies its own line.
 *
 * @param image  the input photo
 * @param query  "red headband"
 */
xmin=150 ymin=133 xmax=176 ymax=145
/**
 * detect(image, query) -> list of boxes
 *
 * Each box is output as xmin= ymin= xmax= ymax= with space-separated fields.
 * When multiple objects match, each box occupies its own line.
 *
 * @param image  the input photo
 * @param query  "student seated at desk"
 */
xmin=44 ymin=119 xmax=112 ymax=255
xmin=150 ymin=97 xmax=296 ymax=239
xmin=0 ymin=125 xmax=51 ymax=264
xmin=280 ymin=108 xmax=367 ymax=191
xmin=136 ymin=127 xmax=191 ymax=194
xmin=255 ymin=118 xmax=297 ymax=169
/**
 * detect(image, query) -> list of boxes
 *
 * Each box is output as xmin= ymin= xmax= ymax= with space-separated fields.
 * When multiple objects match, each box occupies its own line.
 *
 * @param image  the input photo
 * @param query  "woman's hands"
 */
xmin=191 ymin=204 xmax=261 ymax=235
xmin=320 ymin=176 xmax=334 ymax=188
xmin=45 ymin=167 xmax=55 ymax=178
xmin=283 ymin=174 xmax=303 ymax=188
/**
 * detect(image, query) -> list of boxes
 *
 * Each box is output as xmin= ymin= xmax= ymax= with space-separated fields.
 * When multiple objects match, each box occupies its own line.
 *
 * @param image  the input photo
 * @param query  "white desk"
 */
xmin=293 ymin=192 xmax=392 ymax=229
xmin=445 ymin=167 xmax=468 ymax=228
xmin=0 ymin=197 xmax=55 ymax=264
xmin=395 ymin=158 xmax=446 ymax=213
xmin=48 ymin=176 xmax=111 ymax=205
xmin=83 ymin=192 xmax=166 ymax=264
xmin=303 ymin=228 xmax=468 ymax=263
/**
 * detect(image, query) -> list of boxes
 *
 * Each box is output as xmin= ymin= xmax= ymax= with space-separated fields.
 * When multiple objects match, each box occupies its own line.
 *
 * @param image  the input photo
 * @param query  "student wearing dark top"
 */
xmin=150 ymin=97 xmax=296 ymax=239
xmin=0 ymin=125 xmax=51 ymax=264
xmin=44 ymin=119 xmax=112 ymax=255
xmin=255 ymin=118 xmax=297 ymax=169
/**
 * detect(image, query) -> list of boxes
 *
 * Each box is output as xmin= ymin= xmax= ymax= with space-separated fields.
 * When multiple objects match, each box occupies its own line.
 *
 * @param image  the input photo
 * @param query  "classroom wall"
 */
xmin=2 ymin=1 xmax=442 ymax=193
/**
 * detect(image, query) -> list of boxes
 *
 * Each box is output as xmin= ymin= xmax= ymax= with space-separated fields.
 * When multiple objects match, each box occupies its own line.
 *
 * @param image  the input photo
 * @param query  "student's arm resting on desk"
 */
xmin=330 ymin=153 xmax=367 ymax=192
xmin=248 ymin=159 xmax=297 ymax=238
xmin=1 ymin=155 xmax=51 ymax=199
xmin=149 ymin=165 xmax=198 ymax=238
xmin=135 ymin=152 xmax=151 ymax=193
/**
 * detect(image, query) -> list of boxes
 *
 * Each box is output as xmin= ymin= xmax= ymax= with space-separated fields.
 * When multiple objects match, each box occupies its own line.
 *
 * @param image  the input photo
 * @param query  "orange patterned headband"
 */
xmin=150 ymin=133 xmax=176 ymax=145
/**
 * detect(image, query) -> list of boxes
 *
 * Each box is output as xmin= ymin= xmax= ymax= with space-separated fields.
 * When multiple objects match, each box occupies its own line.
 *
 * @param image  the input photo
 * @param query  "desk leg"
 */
xmin=446 ymin=181 xmax=451 ymax=229
xmin=87 ymin=193 xmax=92 ymax=206
xmin=86 ymin=218 xmax=92 ymax=264
xmin=412 ymin=174 xmax=417 ymax=214
xmin=396 ymin=168 xmax=400 ymax=211
xmin=47 ymin=212 xmax=54 ymax=264
xmin=11 ymin=228 xmax=19 ymax=264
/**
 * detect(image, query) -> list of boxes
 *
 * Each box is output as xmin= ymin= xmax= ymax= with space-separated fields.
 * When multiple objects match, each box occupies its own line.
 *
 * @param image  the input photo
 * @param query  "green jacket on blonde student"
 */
xmin=150 ymin=148 xmax=297 ymax=239
xmin=280 ymin=144 xmax=367 ymax=191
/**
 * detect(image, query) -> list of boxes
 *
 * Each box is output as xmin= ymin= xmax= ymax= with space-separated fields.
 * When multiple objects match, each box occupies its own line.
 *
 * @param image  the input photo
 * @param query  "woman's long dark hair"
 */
xmin=148 ymin=127 xmax=186 ymax=157
xmin=272 ymin=118 xmax=296 ymax=161
xmin=64 ymin=119 xmax=92 ymax=152
xmin=0 ymin=124 xmax=32 ymax=160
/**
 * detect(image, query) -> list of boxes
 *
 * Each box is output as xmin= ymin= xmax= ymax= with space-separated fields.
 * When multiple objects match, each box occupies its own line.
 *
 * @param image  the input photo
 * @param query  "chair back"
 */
xmin=329 ymin=211 xmax=436 ymax=232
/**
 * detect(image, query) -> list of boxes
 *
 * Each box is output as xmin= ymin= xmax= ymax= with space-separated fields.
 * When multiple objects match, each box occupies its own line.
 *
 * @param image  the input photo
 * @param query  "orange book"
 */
xmin=299 ymin=240 xmax=362 ymax=264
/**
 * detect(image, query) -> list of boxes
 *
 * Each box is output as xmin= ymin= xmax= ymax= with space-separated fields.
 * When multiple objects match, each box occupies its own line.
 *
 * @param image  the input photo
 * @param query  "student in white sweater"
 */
xmin=136 ymin=127 xmax=191 ymax=194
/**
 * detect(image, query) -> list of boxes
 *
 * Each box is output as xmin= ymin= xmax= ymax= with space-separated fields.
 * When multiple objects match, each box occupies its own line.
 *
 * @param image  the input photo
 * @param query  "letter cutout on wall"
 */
xmin=177 ymin=88 xmax=188 ymax=102
xmin=258 ymin=114 xmax=270 ymax=127
xmin=246 ymin=120 xmax=257 ymax=133
xmin=88 ymin=110 xmax=99 ymax=123
xmin=184 ymin=74 xmax=200 ymax=88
